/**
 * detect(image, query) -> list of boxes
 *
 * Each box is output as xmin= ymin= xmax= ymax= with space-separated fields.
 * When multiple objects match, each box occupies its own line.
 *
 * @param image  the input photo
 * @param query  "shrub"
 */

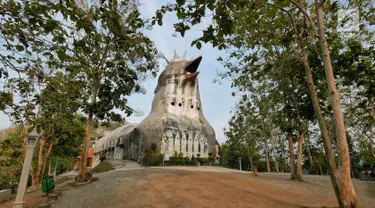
xmin=92 ymin=161 xmax=114 ymax=173
xmin=100 ymin=152 xmax=106 ymax=162
xmin=201 ymin=158 xmax=209 ymax=165
xmin=144 ymin=152 xmax=163 ymax=166
xmin=149 ymin=143 xmax=157 ymax=152
xmin=178 ymin=152 xmax=184 ymax=158
xmin=143 ymin=143 xmax=163 ymax=166
xmin=164 ymin=157 xmax=196 ymax=166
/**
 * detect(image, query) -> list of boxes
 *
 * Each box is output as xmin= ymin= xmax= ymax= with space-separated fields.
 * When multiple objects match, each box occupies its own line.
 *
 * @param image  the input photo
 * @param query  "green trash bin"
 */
xmin=308 ymin=167 xmax=313 ymax=175
xmin=42 ymin=175 xmax=54 ymax=193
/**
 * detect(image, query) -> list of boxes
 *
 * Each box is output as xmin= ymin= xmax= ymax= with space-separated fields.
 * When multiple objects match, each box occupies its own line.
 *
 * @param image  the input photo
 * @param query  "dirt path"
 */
xmin=51 ymin=168 xmax=375 ymax=208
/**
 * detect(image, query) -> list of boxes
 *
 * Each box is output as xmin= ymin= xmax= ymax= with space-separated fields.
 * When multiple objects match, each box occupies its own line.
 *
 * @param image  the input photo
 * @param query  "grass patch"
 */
xmin=92 ymin=161 xmax=114 ymax=173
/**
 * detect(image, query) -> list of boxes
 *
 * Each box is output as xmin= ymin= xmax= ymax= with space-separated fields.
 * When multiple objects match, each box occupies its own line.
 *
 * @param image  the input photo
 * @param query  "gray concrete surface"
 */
xmin=0 ymin=189 xmax=12 ymax=202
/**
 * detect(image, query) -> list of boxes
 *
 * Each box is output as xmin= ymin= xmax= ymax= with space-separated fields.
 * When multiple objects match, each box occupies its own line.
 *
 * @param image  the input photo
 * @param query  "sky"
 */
xmin=0 ymin=0 xmax=239 ymax=144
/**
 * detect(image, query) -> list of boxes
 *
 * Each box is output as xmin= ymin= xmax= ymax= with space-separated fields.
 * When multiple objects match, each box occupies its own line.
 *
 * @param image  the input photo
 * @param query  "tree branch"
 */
xmin=289 ymin=0 xmax=319 ymax=38
xmin=265 ymin=3 xmax=299 ymax=41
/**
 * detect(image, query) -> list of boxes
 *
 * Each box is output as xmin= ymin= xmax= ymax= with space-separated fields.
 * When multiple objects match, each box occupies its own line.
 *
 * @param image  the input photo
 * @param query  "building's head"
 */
xmin=151 ymin=50 xmax=203 ymax=119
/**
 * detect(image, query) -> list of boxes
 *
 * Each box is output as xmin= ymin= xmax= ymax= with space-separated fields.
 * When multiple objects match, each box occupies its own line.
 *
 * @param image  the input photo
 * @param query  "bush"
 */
xmin=178 ymin=152 xmax=184 ymax=158
xmin=163 ymin=157 xmax=197 ymax=166
xmin=100 ymin=152 xmax=106 ymax=162
xmin=201 ymin=158 xmax=209 ymax=165
xmin=149 ymin=143 xmax=157 ymax=152
xmin=142 ymin=143 xmax=164 ymax=166
xmin=144 ymin=152 xmax=163 ymax=166
xmin=92 ymin=161 xmax=114 ymax=173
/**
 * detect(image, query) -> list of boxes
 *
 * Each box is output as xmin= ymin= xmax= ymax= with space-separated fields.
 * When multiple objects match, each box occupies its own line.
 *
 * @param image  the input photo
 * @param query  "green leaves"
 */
xmin=15 ymin=45 xmax=24 ymax=52
xmin=0 ymin=92 xmax=13 ymax=111
xmin=176 ymin=0 xmax=186 ymax=7
xmin=57 ymin=49 xmax=68 ymax=61
xmin=196 ymin=41 xmax=202 ymax=49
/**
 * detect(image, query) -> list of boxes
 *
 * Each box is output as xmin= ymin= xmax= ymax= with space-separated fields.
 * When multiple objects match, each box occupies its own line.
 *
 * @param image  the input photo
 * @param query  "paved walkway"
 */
xmin=114 ymin=160 xmax=145 ymax=171
xmin=150 ymin=165 xmax=252 ymax=174
xmin=114 ymin=160 xmax=252 ymax=174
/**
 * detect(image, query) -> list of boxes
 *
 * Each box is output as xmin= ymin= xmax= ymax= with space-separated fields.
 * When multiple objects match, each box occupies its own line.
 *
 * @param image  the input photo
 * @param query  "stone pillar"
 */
xmin=13 ymin=145 xmax=36 ymax=208
xmin=193 ymin=138 xmax=199 ymax=157
xmin=175 ymin=134 xmax=180 ymax=153
xmin=181 ymin=134 xmax=187 ymax=155
xmin=187 ymin=137 xmax=193 ymax=156
xmin=199 ymin=137 xmax=204 ymax=155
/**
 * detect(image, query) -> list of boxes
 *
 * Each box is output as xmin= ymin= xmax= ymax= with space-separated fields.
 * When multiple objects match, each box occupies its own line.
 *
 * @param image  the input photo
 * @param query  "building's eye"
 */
xmin=171 ymin=102 xmax=175 ymax=106
xmin=190 ymin=105 xmax=194 ymax=109
xmin=197 ymin=107 xmax=200 ymax=110
xmin=178 ymin=103 xmax=182 ymax=107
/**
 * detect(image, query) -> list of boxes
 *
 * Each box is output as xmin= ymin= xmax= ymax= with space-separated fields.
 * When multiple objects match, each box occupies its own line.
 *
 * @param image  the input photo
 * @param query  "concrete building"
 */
xmin=93 ymin=52 xmax=218 ymax=166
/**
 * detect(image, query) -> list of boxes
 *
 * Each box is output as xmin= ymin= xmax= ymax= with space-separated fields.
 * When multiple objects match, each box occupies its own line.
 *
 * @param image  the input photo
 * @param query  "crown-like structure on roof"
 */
xmin=163 ymin=49 xmax=187 ymax=63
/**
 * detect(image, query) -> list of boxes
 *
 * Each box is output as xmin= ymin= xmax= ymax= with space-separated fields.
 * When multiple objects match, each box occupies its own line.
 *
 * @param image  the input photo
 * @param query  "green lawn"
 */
xmin=92 ymin=161 xmax=114 ymax=173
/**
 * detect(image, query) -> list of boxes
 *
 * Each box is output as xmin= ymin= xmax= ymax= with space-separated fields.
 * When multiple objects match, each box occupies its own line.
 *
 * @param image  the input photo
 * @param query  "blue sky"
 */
xmin=0 ymin=0 xmax=238 ymax=144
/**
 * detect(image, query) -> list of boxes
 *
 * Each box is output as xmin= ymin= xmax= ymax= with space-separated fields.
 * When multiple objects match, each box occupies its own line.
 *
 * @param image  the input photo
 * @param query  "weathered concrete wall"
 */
xmin=0 ymin=189 xmax=12 ymax=202
xmin=94 ymin=52 xmax=218 ymax=162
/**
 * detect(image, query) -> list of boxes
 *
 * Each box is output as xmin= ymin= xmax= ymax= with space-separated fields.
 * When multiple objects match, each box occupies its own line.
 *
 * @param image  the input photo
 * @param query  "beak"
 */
xmin=185 ymin=56 xmax=202 ymax=80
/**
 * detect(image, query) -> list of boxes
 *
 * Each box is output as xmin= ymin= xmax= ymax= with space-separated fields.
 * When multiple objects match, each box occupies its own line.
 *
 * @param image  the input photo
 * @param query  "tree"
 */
xmin=68 ymin=0 xmax=159 ymax=182
xmin=0 ymin=126 xmax=25 ymax=190
xmin=0 ymin=0 xmax=159 ymax=185
xmin=152 ymin=0 xmax=375 ymax=206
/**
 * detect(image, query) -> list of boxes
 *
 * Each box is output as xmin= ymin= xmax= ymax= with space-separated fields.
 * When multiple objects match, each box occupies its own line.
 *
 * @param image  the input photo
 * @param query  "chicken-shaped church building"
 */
xmin=93 ymin=51 xmax=219 ymax=165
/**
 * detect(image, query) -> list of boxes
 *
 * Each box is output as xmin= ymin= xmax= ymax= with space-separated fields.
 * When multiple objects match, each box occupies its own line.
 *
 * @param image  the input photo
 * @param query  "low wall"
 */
xmin=0 ymin=189 xmax=12 ymax=202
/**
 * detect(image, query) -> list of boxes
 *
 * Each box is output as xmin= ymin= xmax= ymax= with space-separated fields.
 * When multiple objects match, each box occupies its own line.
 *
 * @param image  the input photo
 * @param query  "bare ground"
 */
xmin=47 ymin=167 xmax=375 ymax=208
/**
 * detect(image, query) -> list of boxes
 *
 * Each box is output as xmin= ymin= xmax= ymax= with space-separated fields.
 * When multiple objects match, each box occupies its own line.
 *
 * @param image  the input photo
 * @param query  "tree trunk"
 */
xmin=247 ymin=139 xmax=253 ymax=170
xmin=296 ymin=131 xmax=305 ymax=181
xmin=271 ymin=135 xmax=279 ymax=173
xmin=307 ymin=146 xmax=314 ymax=167
xmin=29 ymin=166 xmax=36 ymax=187
xmin=363 ymin=131 xmax=375 ymax=159
xmin=48 ymin=159 xmax=52 ymax=175
xmin=371 ymin=96 xmax=375 ymax=122
xmin=41 ymin=160 xmax=47 ymax=180
xmin=250 ymin=156 xmax=253 ymax=171
xmin=318 ymin=162 xmax=323 ymax=175
xmin=284 ymin=160 xmax=288 ymax=173
xmin=77 ymin=114 xmax=93 ymax=182
xmin=35 ymin=142 xmax=53 ymax=185
xmin=315 ymin=1 xmax=358 ymax=207
xmin=54 ymin=162 xmax=58 ymax=177
xmin=76 ymin=112 xmax=94 ymax=182
xmin=264 ymin=139 xmax=270 ymax=173
xmin=350 ymin=156 xmax=354 ymax=178
xmin=35 ymin=139 xmax=46 ymax=186
xmin=280 ymin=136 xmax=286 ymax=173
xmin=292 ymin=32 xmax=340 ymax=200
xmin=288 ymin=133 xmax=296 ymax=179
xmin=77 ymin=82 xmax=98 ymax=183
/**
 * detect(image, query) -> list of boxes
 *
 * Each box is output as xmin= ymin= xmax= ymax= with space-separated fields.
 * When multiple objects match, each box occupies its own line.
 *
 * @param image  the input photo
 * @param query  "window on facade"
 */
xmin=197 ymin=107 xmax=200 ymax=110
xmin=178 ymin=103 xmax=182 ymax=107
xmin=190 ymin=105 xmax=194 ymax=109
xmin=171 ymin=102 xmax=175 ymax=106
